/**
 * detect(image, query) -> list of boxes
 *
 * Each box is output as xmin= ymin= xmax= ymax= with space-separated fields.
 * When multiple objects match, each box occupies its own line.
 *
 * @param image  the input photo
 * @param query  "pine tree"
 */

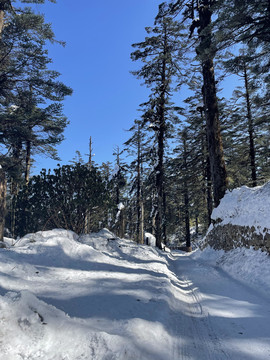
xmin=111 ymin=147 xmax=127 ymax=238
xmin=216 ymin=0 xmax=270 ymax=47
xmin=183 ymin=91 xmax=213 ymax=229
xmin=131 ymin=14 xmax=184 ymax=248
xmin=0 ymin=0 xmax=71 ymax=239
xmin=223 ymin=53 xmax=259 ymax=187
xmin=163 ymin=0 xmax=227 ymax=207
xmin=124 ymin=119 xmax=148 ymax=244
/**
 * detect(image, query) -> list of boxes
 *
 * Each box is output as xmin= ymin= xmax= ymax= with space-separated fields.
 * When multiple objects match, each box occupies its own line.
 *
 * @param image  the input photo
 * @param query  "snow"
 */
xmin=117 ymin=202 xmax=125 ymax=211
xmin=192 ymin=246 xmax=270 ymax=300
xmin=0 ymin=202 xmax=270 ymax=360
xmin=145 ymin=232 xmax=156 ymax=247
xmin=211 ymin=181 xmax=270 ymax=232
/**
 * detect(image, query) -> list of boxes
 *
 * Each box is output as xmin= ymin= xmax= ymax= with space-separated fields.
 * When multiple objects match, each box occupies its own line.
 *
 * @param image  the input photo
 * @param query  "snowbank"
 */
xmin=192 ymin=246 xmax=270 ymax=299
xmin=212 ymin=181 xmax=270 ymax=231
xmin=0 ymin=228 xmax=177 ymax=359
xmin=204 ymin=181 xmax=270 ymax=253
xmin=197 ymin=181 xmax=270 ymax=297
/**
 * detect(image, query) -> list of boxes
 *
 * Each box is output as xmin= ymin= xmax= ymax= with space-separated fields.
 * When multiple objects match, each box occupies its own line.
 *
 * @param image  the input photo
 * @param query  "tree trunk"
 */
xmin=119 ymin=208 xmax=125 ymax=239
xmin=243 ymin=63 xmax=257 ymax=187
xmin=155 ymin=104 xmax=165 ymax=249
xmin=136 ymin=126 xmax=144 ymax=244
xmin=206 ymin=154 xmax=213 ymax=225
xmin=84 ymin=136 xmax=92 ymax=234
xmin=139 ymin=201 xmax=144 ymax=244
xmin=200 ymin=108 xmax=213 ymax=226
xmin=182 ymin=130 xmax=191 ymax=248
xmin=198 ymin=1 xmax=227 ymax=207
xmin=0 ymin=168 xmax=7 ymax=241
xmin=25 ymin=140 xmax=31 ymax=185
xmin=0 ymin=10 xmax=4 ymax=35
xmin=154 ymin=25 xmax=168 ymax=249
xmin=10 ymin=180 xmax=19 ymax=238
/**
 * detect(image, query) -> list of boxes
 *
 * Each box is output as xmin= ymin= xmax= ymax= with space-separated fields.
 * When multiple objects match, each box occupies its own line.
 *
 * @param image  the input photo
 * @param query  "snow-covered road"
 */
xmin=168 ymin=252 xmax=270 ymax=359
xmin=0 ymin=229 xmax=269 ymax=359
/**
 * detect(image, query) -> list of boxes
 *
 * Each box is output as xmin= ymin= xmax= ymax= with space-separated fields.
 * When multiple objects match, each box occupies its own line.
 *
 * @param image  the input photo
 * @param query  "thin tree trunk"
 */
xmin=0 ymin=4 xmax=20 ymax=239
xmin=10 ymin=180 xmax=19 ymax=238
xmin=0 ymin=10 xmax=4 ymax=35
xmin=155 ymin=25 xmax=167 ymax=249
xmin=243 ymin=63 xmax=257 ymax=187
xmin=139 ymin=201 xmax=144 ymax=244
xmin=184 ymin=185 xmax=191 ymax=248
xmin=155 ymin=107 xmax=165 ymax=249
xmin=83 ymin=137 xmax=94 ymax=234
xmin=136 ymin=126 xmax=144 ymax=244
xmin=0 ymin=168 xmax=7 ymax=241
xmin=88 ymin=136 xmax=93 ymax=169
xmin=182 ymin=130 xmax=191 ymax=249
xmin=25 ymin=140 xmax=31 ymax=185
xmin=200 ymin=108 xmax=213 ymax=226
xmin=206 ymin=154 xmax=213 ymax=226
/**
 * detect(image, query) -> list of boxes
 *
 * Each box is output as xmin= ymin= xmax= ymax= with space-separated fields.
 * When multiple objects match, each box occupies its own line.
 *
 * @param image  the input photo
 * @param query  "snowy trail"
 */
xmin=0 ymin=229 xmax=270 ymax=359
xmin=168 ymin=252 xmax=270 ymax=359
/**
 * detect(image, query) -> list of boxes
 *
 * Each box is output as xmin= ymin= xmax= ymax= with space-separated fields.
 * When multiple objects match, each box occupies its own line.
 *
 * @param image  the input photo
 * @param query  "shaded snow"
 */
xmin=0 ymin=225 xmax=269 ymax=359
xmin=192 ymin=246 xmax=270 ymax=299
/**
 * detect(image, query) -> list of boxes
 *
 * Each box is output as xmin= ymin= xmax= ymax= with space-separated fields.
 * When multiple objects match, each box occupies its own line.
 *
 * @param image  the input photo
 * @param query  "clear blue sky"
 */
xmin=33 ymin=0 xmax=163 ymax=173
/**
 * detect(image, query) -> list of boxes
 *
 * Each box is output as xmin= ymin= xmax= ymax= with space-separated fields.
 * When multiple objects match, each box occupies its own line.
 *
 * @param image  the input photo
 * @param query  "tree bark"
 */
xmin=154 ymin=23 xmax=168 ymax=249
xmin=0 ymin=10 xmax=4 ymax=35
xmin=136 ymin=124 xmax=144 ymax=244
xmin=0 ymin=168 xmax=7 ymax=241
xmin=25 ymin=140 xmax=31 ymax=185
xmin=182 ymin=131 xmax=191 ymax=248
xmin=243 ymin=62 xmax=257 ymax=187
xmin=206 ymin=153 xmax=213 ymax=225
xmin=198 ymin=1 xmax=227 ymax=207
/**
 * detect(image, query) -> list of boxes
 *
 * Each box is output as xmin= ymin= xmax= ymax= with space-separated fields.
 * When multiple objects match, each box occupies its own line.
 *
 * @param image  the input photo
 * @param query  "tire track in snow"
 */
xmin=166 ymin=255 xmax=231 ymax=360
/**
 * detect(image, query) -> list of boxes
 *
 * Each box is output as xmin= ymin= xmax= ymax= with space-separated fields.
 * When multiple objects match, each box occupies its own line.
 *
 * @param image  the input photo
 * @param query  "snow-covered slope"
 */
xmin=198 ymin=182 xmax=270 ymax=298
xmin=211 ymin=181 xmax=270 ymax=231
xmin=0 ymin=229 xmax=184 ymax=359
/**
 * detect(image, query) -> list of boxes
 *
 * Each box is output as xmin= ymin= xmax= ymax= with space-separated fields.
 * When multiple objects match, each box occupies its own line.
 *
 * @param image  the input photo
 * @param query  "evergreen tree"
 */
xmin=0 ymin=0 xmax=72 ymax=239
xmin=124 ymin=119 xmax=148 ymax=244
xmin=98 ymin=161 xmax=115 ymax=229
xmin=223 ymin=53 xmax=259 ymax=187
xmin=131 ymin=14 xmax=184 ymax=248
xmin=111 ymin=147 xmax=127 ymax=238
xmin=15 ymin=163 xmax=108 ymax=236
xmin=216 ymin=0 xmax=270 ymax=48
xmin=163 ymin=0 xmax=228 ymax=207
xmin=183 ymin=92 xmax=213 ymax=229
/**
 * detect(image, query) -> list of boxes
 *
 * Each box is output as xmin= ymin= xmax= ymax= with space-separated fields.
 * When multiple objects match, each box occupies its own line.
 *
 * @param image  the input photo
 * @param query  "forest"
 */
xmin=0 ymin=0 xmax=269 ymax=249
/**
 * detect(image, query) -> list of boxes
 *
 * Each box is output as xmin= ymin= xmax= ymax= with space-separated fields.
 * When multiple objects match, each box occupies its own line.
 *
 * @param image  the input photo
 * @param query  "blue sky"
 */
xmin=32 ymin=0 xmax=239 ymax=174
xmin=33 ymin=0 xmax=163 ymax=173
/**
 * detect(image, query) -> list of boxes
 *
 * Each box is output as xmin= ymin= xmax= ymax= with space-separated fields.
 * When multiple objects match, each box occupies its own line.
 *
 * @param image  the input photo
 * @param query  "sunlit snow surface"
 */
xmin=212 ymin=182 xmax=270 ymax=231
xmin=0 ymin=226 xmax=269 ymax=359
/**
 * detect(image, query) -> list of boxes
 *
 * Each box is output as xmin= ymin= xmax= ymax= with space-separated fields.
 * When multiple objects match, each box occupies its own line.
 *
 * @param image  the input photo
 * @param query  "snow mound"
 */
xmin=0 ymin=229 xmax=180 ymax=359
xmin=0 ymin=290 xmax=136 ymax=360
xmin=145 ymin=232 xmax=156 ymax=247
xmin=0 ymin=290 xmax=78 ymax=359
xmin=78 ymin=228 xmax=118 ymax=250
xmin=15 ymin=228 xmax=79 ymax=247
xmin=193 ymin=246 xmax=270 ymax=299
xmin=212 ymin=181 xmax=270 ymax=231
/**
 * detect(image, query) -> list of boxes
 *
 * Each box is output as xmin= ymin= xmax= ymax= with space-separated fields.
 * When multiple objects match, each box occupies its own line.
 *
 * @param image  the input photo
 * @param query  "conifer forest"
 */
xmin=0 ymin=0 xmax=270 ymax=248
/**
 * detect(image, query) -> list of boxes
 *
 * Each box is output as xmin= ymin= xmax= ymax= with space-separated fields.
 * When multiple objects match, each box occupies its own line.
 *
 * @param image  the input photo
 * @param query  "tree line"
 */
xmin=0 ymin=0 xmax=269 ymax=249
